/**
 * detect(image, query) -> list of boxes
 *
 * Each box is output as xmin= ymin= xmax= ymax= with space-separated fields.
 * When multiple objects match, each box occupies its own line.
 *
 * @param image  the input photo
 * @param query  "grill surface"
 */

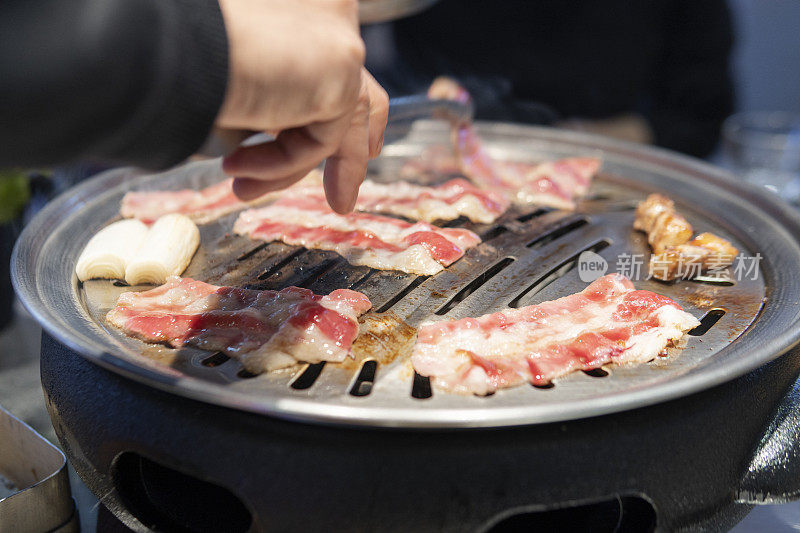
xmin=13 ymin=121 xmax=800 ymax=427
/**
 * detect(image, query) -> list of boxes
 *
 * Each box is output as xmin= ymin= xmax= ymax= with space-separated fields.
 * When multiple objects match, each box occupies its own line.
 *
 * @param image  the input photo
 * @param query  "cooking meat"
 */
xmin=634 ymin=194 xmax=738 ymax=280
xmin=650 ymin=232 xmax=740 ymax=281
xmin=427 ymin=77 xmax=601 ymax=209
xmin=233 ymin=196 xmax=481 ymax=275
xmin=121 ymin=178 xmax=251 ymax=224
xmin=292 ymin=178 xmax=508 ymax=224
xmin=107 ymin=276 xmax=372 ymax=373
xmin=411 ymin=273 xmax=700 ymax=395
xmin=120 ymin=171 xmax=323 ymax=224
xmin=633 ymin=193 xmax=693 ymax=253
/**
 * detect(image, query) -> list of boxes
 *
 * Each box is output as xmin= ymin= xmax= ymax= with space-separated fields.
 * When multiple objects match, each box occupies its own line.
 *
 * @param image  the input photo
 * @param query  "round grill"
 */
xmin=13 ymin=121 xmax=800 ymax=427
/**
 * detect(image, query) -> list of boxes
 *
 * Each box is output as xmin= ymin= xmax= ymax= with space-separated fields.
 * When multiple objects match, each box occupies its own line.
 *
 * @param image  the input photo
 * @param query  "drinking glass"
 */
xmin=722 ymin=111 xmax=800 ymax=203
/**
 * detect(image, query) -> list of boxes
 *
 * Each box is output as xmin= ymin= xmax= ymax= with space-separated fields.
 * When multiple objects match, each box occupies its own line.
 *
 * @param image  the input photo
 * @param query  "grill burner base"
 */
xmin=41 ymin=333 xmax=800 ymax=532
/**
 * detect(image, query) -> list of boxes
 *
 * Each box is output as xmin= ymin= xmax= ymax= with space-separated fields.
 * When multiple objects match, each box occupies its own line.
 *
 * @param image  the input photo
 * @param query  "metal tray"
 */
xmin=13 ymin=121 xmax=800 ymax=428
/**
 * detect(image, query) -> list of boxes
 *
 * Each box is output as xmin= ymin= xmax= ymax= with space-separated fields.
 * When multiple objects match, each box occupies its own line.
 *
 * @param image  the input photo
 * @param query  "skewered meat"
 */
xmin=633 ymin=193 xmax=693 ymax=253
xmin=634 ymin=194 xmax=738 ymax=281
xmin=649 ymin=233 xmax=740 ymax=281
xmin=411 ymin=273 xmax=699 ymax=395
xmin=107 ymin=277 xmax=372 ymax=373
xmin=233 ymin=196 xmax=481 ymax=275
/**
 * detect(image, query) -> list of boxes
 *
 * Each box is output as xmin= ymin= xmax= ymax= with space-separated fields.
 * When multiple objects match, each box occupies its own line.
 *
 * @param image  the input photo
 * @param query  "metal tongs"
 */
xmin=382 ymin=94 xmax=474 ymax=145
xmin=200 ymin=94 xmax=473 ymax=157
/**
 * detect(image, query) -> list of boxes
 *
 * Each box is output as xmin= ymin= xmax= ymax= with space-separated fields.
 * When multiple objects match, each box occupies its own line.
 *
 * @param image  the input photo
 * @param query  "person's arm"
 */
xmin=647 ymin=0 xmax=735 ymax=158
xmin=0 ymin=0 xmax=228 ymax=170
xmin=0 ymin=0 xmax=389 ymax=213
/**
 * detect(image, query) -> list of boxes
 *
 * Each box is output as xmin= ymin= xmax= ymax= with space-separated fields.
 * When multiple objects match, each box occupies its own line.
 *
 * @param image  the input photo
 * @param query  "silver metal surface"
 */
xmin=358 ymin=0 xmax=439 ymax=24
xmin=13 ymin=121 xmax=800 ymax=428
xmin=0 ymin=405 xmax=77 ymax=532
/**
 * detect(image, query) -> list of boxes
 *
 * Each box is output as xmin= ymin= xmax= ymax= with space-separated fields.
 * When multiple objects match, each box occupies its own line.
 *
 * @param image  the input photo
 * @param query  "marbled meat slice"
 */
xmin=233 ymin=196 xmax=481 ymax=275
xmin=107 ymin=276 xmax=372 ymax=373
xmin=411 ymin=273 xmax=700 ymax=395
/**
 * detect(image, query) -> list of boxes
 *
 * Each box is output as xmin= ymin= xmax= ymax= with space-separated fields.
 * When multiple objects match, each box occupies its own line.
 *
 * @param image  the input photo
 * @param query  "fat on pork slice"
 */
xmin=107 ymin=277 xmax=372 ymax=373
xmin=123 ymin=168 xmax=507 ymax=225
xmin=233 ymin=195 xmax=481 ymax=276
xmin=411 ymin=273 xmax=700 ymax=395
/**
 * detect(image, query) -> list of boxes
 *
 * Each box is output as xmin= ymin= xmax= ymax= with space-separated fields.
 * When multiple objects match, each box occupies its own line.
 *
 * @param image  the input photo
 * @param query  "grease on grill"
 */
xmin=346 ymin=312 xmax=417 ymax=369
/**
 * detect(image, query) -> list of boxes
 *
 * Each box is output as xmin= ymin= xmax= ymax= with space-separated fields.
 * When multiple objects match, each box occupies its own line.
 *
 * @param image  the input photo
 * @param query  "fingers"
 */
xmin=323 ymin=77 xmax=371 ymax=214
xmin=221 ymin=113 xmax=351 ymax=180
xmin=223 ymin=68 xmax=389 ymax=212
xmin=363 ymin=69 xmax=389 ymax=158
xmin=232 ymin=168 xmax=315 ymax=201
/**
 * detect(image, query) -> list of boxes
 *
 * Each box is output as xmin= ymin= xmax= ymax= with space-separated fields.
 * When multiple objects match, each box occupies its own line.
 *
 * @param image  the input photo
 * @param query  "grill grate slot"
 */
xmin=440 ymin=216 xmax=469 ymax=228
xmin=293 ymin=257 xmax=341 ymax=288
xmin=290 ymin=363 xmax=326 ymax=389
xmin=237 ymin=369 xmax=258 ymax=379
xmin=349 ymin=360 xmax=378 ymax=397
xmin=411 ymin=372 xmax=433 ymax=399
xmin=375 ymin=276 xmax=430 ymax=313
xmin=256 ymin=248 xmax=305 ymax=280
xmin=435 ymin=258 xmax=515 ymax=316
xmin=527 ymin=218 xmax=589 ymax=249
xmin=689 ymin=308 xmax=726 ymax=336
xmin=201 ymin=352 xmax=230 ymax=368
xmin=583 ymin=368 xmax=610 ymax=378
xmin=517 ymin=208 xmax=553 ymax=223
xmin=532 ymin=382 xmax=555 ymax=389
xmin=509 ymin=240 xmax=610 ymax=308
xmin=480 ymin=225 xmax=509 ymax=241
xmin=236 ymin=244 xmax=267 ymax=261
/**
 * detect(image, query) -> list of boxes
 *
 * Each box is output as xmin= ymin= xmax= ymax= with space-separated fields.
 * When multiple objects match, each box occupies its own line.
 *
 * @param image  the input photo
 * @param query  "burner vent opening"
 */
xmin=113 ymin=453 xmax=252 ymax=533
xmin=484 ymin=495 xmax=656 ymax=532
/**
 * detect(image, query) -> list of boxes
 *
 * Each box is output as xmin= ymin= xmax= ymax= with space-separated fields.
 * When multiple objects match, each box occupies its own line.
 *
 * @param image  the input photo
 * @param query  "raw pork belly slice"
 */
xmin=107 ymin=277 xmax=372 ymax=373
xmin=427 ymin=77 xmax=600 ymax=210
xmin=411 ymin=274 xmax=700 ymax=395
xmin=293 ymin=178 xmax=508 ymax=224
xmin=233 ymin=196 xmax=481 ymax=275
xmin=121 ymin=178 xmax=253 ymax=224
xmin=120 ymin=171 xmax=323 ymax=224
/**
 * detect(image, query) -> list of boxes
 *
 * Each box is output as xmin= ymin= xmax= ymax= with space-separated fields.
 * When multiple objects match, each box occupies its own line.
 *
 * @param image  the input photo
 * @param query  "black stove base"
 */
xmin=40 ymin=332 xmax=800 ymax=532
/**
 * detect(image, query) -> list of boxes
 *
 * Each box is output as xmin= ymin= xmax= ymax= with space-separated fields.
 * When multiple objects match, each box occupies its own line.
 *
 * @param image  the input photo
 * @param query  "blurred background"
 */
xmin=1 ymin=1 xmax=798 ymax=530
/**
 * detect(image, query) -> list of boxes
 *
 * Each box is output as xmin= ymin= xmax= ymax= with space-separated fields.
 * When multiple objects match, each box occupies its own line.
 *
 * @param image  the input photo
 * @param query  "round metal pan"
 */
xmin=12 ymin=122 xmax=800 ymax=428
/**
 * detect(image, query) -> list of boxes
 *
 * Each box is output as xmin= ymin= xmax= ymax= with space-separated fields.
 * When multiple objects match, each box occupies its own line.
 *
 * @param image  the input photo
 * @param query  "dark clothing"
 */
xmin=388 ymin=0 xmax=734 ymax=157
xmin=0 ymin=0 xmax=228 ymax=170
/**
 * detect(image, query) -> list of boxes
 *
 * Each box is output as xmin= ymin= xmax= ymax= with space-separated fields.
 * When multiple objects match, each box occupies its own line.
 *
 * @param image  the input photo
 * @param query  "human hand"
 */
xmin=215 ymin=0 xmax=389 ymax=213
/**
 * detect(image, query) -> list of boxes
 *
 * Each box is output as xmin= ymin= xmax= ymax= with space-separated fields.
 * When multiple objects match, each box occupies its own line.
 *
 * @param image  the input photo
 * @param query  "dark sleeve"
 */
xmin=647 ymin=0 xmax=734 ymax=158
xmin=0 ymin=0 xmax=228 ymax=170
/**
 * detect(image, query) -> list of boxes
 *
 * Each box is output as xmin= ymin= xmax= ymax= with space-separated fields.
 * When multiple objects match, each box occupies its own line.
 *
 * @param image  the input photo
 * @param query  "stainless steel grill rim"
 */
xmin=13 ymin=122 xmax=800 ymax=428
